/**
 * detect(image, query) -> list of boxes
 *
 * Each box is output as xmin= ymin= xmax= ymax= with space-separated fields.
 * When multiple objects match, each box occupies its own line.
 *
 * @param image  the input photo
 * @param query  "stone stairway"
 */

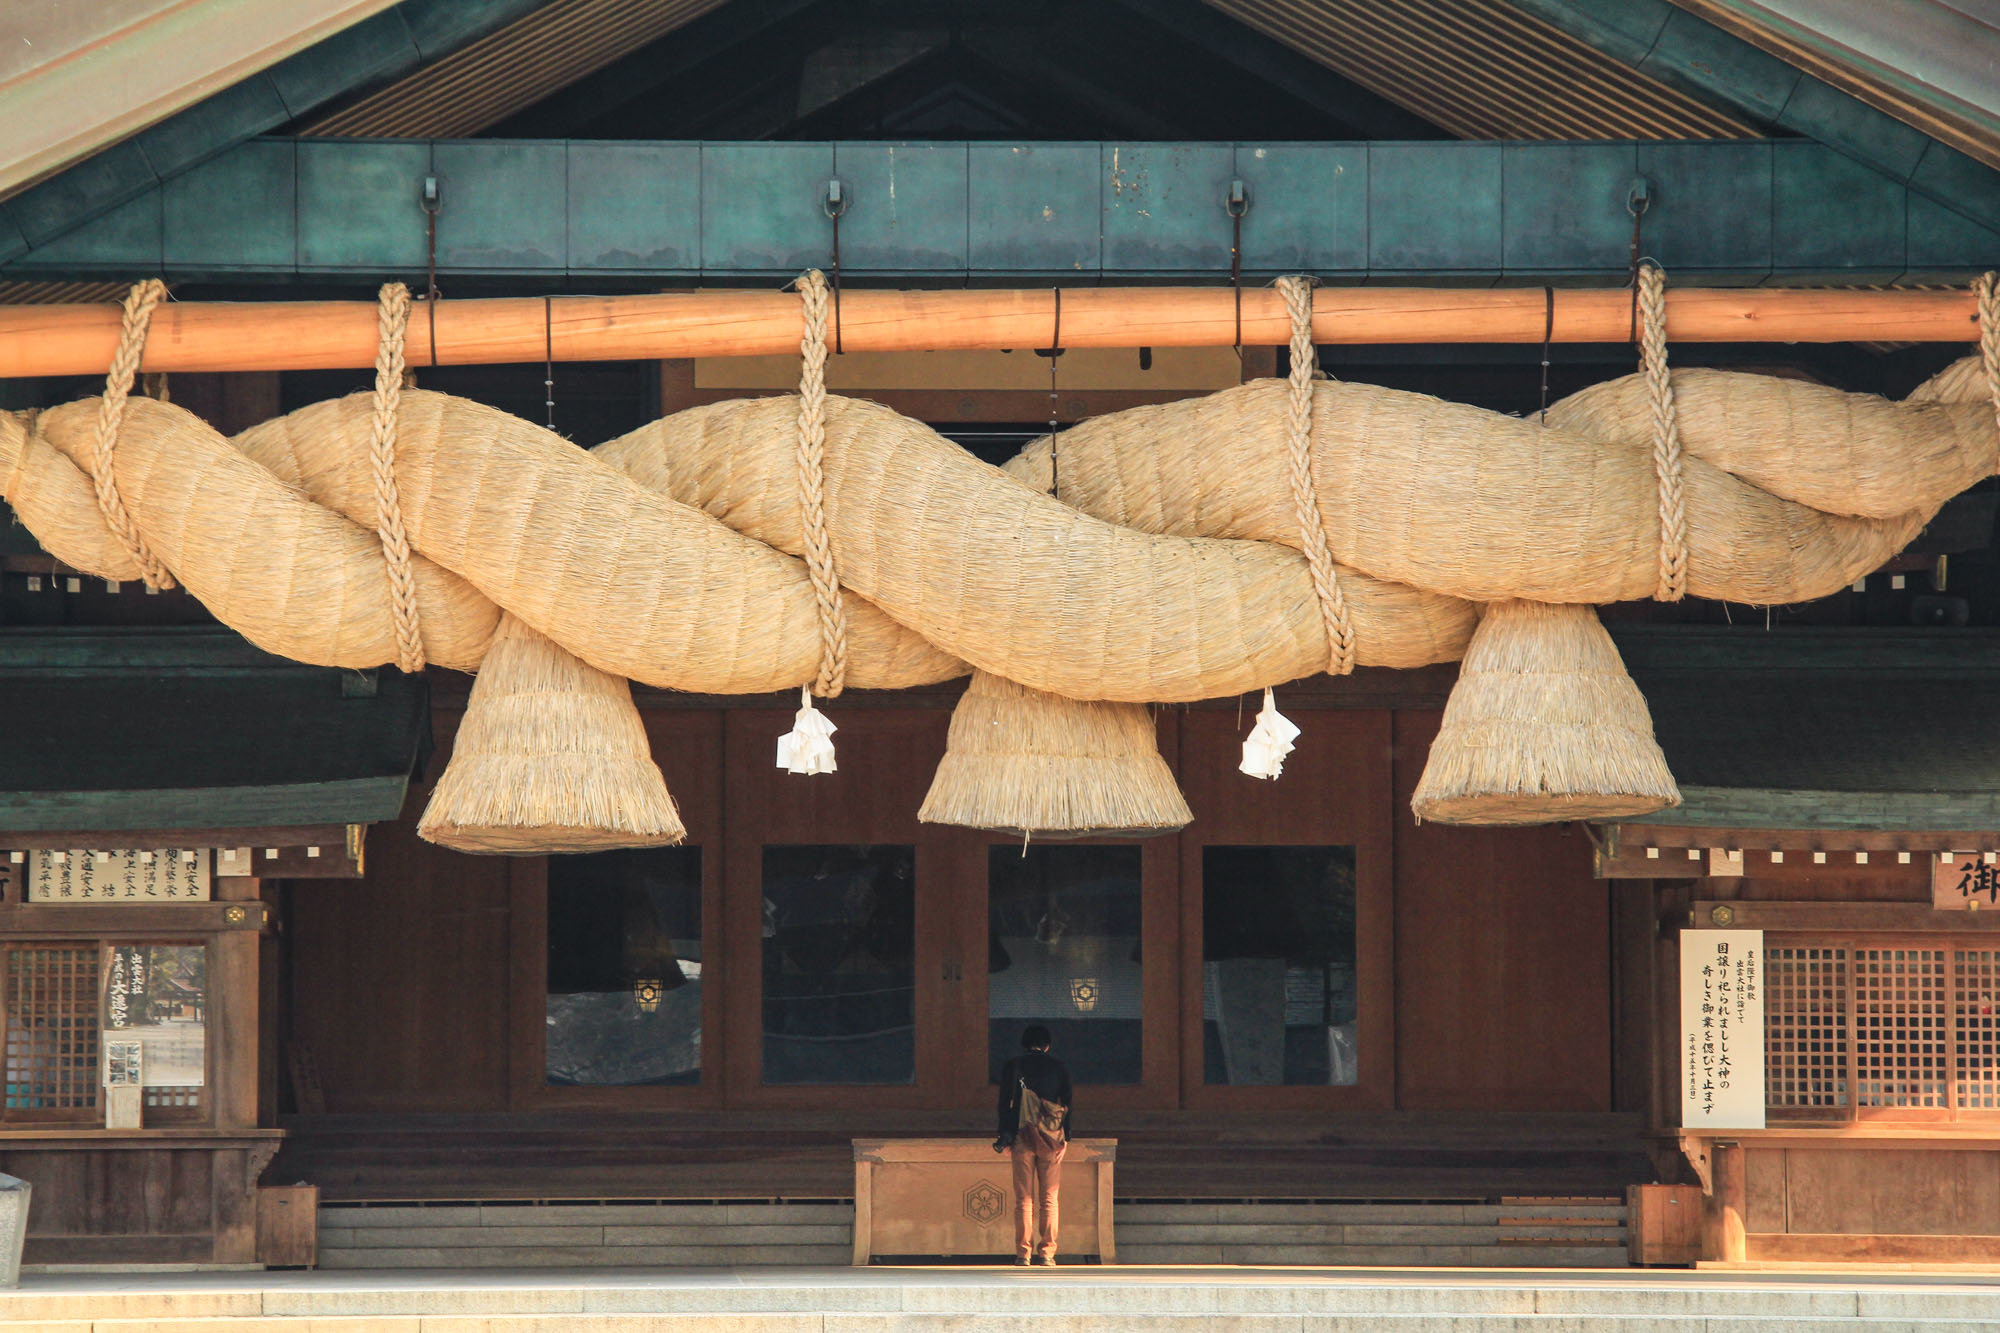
xmin=3 ymin=1270 xmax=2000 ymax=1331
xmin=318 ymin=1196 xmax=1627 ymax=1269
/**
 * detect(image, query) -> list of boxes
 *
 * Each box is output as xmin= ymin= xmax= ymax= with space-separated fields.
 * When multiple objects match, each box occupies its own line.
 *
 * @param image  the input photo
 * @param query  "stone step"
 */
xmin=4 ymin=1277 xmax=2000 ymax=1324
xmin=7 ymin=1307 xmax=2000 ymax=1332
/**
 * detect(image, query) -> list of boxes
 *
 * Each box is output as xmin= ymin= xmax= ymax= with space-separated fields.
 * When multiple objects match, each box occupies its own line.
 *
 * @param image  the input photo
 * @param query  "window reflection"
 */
xmin=988 ymin=845 xmax=1143 ymax=1085
xmin=1201 ymin=846 xmax=1358 ymax=1086
xmin=546 ymin=848 xmax=702 ymax=1087
xmin=762 ymin=845 xmax=916 ymax=1085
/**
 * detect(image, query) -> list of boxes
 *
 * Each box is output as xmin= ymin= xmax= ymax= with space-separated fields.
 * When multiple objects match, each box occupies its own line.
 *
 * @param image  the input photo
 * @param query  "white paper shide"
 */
xmin=776 ymin=685 xmax=838 ymax=774
xmin=1238 ymin=688 xmax=1302 ymax=779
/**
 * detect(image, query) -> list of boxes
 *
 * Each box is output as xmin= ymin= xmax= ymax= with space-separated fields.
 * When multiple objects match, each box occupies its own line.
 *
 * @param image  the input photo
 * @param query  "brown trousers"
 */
xmin=1010 ymin=1123 xmax=1066 ymax=1260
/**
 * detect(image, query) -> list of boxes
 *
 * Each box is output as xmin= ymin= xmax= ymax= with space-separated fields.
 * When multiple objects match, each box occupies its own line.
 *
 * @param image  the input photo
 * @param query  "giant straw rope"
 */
xmin=3 ymin=273 xmax=1997 ymax=816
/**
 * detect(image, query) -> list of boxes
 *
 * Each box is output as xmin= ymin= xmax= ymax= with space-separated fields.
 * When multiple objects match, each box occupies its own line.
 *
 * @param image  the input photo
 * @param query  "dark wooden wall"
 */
xmin=285 ymin=701 xmax=1612 ymax=1117
xmin=287 ymin=708 xmax=514 ymax=1113
xmin=1391 ymin=711 xmax=1610 ymax=1111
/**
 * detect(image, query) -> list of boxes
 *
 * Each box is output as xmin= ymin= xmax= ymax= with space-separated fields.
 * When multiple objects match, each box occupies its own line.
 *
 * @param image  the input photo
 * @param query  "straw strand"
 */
xmin=797 ymin=269 xmax=850 ymax=697
xmin=1278 ymin=274 xmax=1356 ymax=675
xmin=370 ymin=282 xmax=426 ymax=673
xmin=90 ymin=279 xmax=176 ymax=590
xmin=1976 ymin=272 xmax=2000 ymax=474
xmin=1637 ymin=262 xmax=1688 ymax=602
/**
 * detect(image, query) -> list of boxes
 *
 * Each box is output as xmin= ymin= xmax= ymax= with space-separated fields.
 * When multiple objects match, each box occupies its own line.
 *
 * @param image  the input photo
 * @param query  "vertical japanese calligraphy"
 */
xmin=23 ymin=850 xmax=212 ymax=902
xmin=1680 ymin=929 xmax=1765 ymax=1129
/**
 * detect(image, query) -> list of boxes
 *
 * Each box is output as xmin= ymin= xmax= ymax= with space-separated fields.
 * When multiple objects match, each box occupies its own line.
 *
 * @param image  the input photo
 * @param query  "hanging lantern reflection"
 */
xmin=1069 ymin=976 xmax=1101 ymax=1012
xmin=632 ymin=977 xmax=665 ymax=1013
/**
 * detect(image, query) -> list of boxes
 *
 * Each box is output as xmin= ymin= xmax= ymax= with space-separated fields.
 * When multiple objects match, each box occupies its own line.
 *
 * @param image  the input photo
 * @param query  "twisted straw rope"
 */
xmin=370 ymin=283 xmax=426 ymax=673
xmin=1637 ymin=262 xmax=1688 ymax=602
xmin=1277 ymin=275 xmax=1357 ymax=676
xmin=796 ymin=269 xmax=850 ymax=697
xmin=1977 ymin=272 xmax=2000 ymax=472
xmin=91 ymin=280 xmax=175 ymax=590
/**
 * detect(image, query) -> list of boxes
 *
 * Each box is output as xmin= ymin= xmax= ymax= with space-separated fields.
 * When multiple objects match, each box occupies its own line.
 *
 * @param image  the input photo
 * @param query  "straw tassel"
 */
xmin=776 ymin=685 xmax=839 ymax=775
xmin=1410 ymin=600 xmax=1680 ymax=825
xmin=418 ymin=614 xmax=684 ymax=853
xmin=1239 ymin=688 xmax=1301 ymax=780
xmin=919 ymin=670 xmax=1190 ymax=837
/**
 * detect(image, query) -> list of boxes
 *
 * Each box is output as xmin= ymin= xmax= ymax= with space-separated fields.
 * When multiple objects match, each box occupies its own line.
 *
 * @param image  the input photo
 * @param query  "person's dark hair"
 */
xmin=1021 ymin=1024 xmax=1052 ymax=1051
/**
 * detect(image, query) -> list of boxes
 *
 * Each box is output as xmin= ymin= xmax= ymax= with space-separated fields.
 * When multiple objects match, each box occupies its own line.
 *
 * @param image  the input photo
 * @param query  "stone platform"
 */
xmin=1 ymin=1265 xmax=1999 ymax=1331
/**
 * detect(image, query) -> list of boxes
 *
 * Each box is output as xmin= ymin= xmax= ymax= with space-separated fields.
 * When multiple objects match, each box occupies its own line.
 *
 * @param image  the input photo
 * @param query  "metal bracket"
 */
xmin=1224 ymin=177 xmax=1250 ymax=217
xmin=823 ymin=177 xmax=848 ymax=219
xmin=1627 ymin=174 xmax=1654 ymax=217
xmin=420 ymin=175 xmax=441 ymax=215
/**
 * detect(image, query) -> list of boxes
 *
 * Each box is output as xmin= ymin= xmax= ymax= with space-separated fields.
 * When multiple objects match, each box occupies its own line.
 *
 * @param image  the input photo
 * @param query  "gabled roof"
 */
xmin=5 ymin=0 xmax=2000 ymax=277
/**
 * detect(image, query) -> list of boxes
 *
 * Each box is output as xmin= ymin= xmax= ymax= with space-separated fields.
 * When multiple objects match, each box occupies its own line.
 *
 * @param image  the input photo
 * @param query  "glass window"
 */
xmin=546 ymin=848 xmax=703 ymax=1087
xmin=988 ymin=845 xmax=1143 ymax=1085
xmin=762 ymin=845 xmax=916 ymax=1085
xmin=1201 ymin=846 xmax=1358 ymax=1086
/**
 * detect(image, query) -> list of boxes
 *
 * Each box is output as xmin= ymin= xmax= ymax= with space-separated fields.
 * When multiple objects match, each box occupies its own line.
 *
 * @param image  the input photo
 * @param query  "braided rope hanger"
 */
xmin=1276 ymin=274 xmax=1357 ymax=675
xmin=1636 ymin=261 xmax=1690 ymax=602
xmin=91 ymin=280 xmax=176 ymax=590
xmin=1975 ymin=272 xmax=2000 ymax=469
xmin=796 ymin=269 xmax=850 ymax=698
xmin=370 ymin=283 xmax=426 ymax=673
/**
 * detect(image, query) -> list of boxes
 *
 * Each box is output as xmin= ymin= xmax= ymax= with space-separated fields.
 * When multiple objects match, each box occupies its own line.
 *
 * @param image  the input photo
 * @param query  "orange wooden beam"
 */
xmin=0 ymin=286 xmax=1978 ymax=377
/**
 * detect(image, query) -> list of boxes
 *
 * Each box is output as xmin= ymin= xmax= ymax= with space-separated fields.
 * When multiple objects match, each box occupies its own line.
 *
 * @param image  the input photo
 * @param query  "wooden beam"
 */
xmin=0 ymin=286 xmax=1980 ymax=378
xmin=1687 ymin=901 xmax=2000 ymax=933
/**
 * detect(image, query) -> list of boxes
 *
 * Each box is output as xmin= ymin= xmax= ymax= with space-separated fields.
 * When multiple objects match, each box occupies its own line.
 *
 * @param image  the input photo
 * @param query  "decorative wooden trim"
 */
xmin=0 ymin=902 xmax=267 ymax=933
xmin=1693 ymin=903 xmax=2000 ymax=933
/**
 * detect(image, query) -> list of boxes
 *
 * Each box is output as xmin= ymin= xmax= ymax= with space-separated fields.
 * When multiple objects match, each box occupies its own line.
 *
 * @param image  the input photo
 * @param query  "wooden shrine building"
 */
xmin=1 ymin=0 xmax=1999 ymax=1272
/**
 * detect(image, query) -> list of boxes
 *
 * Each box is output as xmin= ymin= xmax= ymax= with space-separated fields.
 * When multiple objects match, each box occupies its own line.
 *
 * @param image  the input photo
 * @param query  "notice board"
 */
xmin=1680 ymin=929 xmax=1764 ymax=1129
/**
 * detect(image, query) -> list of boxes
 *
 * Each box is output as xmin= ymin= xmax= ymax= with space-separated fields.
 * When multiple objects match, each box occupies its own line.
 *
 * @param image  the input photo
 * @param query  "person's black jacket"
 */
xmin=996 ymin=1049 xmax=1072 ymax=1143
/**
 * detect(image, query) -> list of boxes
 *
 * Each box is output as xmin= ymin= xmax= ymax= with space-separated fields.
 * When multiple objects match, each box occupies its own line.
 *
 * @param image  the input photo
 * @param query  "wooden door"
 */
xmin=722 ymin=707 xmax=961 ymax=1108
xmin=1176 ymin=708 xmax=1396 ymax=1111
xmin=946 ymin=825 xmax=1184 ymax=1115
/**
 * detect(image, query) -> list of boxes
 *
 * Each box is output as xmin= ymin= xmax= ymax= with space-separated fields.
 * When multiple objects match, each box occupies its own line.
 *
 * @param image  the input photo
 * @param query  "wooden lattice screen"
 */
xmin=1854 ymin=947 xmax=1950 ymax=1111
xmin=1766 ymin=946 xmax=1848 ymax=1110
xmin=1765 ymin=937 xmax=1999 ymax=1122
xmin=1958 ymin=948 xmax=2000 ymax=1113
xmin=3 ymin=945 xmax=100 ymax=1120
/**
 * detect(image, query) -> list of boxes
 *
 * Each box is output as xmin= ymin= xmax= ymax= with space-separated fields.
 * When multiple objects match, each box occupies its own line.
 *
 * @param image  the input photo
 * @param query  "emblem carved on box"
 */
xmin=963 ymin=1179 xmax=1005 ymax=1227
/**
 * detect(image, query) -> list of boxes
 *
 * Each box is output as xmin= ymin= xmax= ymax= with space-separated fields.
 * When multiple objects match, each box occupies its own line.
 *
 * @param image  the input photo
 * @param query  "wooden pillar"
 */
xmin=1703 ymin=1140 xmax=1747 ymax=1262
xmin=213 ymin=876 xmax=263 ymax=1131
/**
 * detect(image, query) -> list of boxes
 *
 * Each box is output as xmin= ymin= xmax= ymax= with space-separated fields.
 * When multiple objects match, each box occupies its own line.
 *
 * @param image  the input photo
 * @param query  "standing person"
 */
xmin=993 ymin=1024 xmax=1071 ymax=1266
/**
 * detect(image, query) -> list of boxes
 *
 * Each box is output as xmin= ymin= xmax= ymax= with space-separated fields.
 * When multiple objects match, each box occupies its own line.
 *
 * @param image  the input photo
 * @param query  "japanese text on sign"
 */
xmin=24 ymin=850 xmax=211 ymax=902
xmin=1680 ymin=929 xmax=1765 ymax=1129
xmin=1934 ymin=853 xmax=2000 ymax=909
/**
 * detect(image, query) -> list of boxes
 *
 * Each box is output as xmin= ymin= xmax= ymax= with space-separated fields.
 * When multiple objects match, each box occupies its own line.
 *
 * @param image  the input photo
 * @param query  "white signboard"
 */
xmin=25 ymin=850 xmax=211 ymax=902
xmin=1681 ymin=929 xmax=1765 ymax=1128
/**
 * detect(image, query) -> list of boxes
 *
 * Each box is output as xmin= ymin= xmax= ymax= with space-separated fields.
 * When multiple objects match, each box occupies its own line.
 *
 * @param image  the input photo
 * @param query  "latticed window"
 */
xmin=1767 ymin=947 xmax=1847 ymax=1110
xmin=3 ymin=946 xmax=100 ymax=1121
xmin=1766 ymin=938 xmax=2000 ymax=1122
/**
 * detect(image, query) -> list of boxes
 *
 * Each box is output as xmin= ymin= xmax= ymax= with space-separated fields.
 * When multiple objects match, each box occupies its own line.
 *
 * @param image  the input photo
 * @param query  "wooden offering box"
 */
xmin=852 ymin=1138 xmax=1116 ymax=1264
